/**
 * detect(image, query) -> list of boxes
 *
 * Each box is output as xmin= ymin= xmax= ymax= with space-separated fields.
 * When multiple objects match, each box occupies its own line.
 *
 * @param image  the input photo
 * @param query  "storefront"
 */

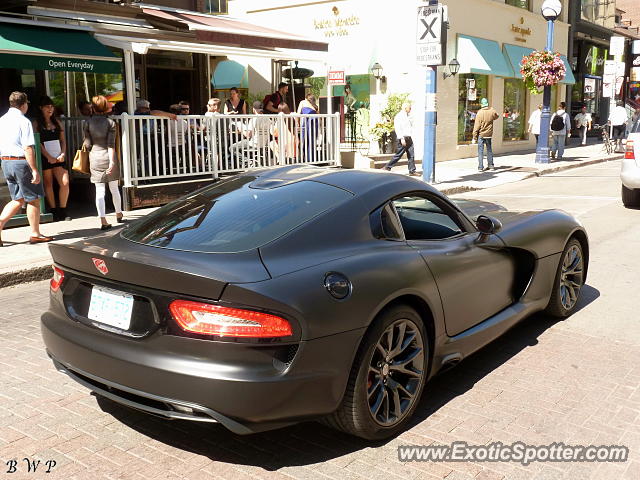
xmin=230 ymin=0 xmax=573 ymax=162
xmin=0 ymin=20 xmax=123 ymax=225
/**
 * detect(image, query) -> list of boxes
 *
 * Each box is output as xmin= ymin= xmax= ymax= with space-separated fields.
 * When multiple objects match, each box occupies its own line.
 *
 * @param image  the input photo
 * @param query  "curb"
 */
xmin=439 ymin=154 xmax=623 ymax=196
xmin=0 ymin=154 xmax=624 ymax=290
xmin=0 ymin=264 xmax=52 ymax=289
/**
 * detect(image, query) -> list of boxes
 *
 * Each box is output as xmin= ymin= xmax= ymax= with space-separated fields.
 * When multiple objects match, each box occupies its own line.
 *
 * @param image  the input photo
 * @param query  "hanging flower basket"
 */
xmin=520 ymin=51 xmax=566 ymax=95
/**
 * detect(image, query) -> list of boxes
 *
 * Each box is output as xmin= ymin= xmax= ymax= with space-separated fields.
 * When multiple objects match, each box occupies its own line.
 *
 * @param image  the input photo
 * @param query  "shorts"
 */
xmin=1 ymin=159 xmax=44 ymax=202
xmin=612 ymin=124 xmax=626 ymax=140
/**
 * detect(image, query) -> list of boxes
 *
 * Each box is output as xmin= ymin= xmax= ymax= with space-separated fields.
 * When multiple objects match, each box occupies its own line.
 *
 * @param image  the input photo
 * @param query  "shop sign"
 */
xmin=328 ymin=70 xmax=345 ymax=86
xmin=313 ymin=7 xmax=360 ymax=38
xmin=609 ymin=36 xmax=625 ymax=56
xmin=0 ymin=53 xmax=121 ymax=74
xmin=583 ymin=46 xmax=607 ymax=76
xmin=511 ymin=17 xmax=532 ymax=44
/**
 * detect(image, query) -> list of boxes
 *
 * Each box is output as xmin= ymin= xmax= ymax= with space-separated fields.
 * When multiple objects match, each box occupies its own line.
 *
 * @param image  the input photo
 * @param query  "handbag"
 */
xmin=72 ymin=146 xmax=90 ymax=174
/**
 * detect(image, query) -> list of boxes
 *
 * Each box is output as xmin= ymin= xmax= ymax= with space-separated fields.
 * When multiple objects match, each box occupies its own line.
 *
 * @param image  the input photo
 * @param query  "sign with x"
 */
xmin=416 ymin=4 xmax=445 ymax=66
xmin=417 ymin=5 xmax=442 ymax=45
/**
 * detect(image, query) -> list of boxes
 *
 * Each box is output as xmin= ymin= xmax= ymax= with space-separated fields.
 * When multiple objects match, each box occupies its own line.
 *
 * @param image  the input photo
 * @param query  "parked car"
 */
xmin=42 ymin=166 xmax=589 ymax=440
xmin=622 ymin=118 xmax=640 ymax=208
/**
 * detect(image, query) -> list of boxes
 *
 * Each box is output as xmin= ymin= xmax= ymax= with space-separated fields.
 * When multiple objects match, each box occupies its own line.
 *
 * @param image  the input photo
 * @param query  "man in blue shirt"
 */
xmin=0 ymin=91 xmax=54 ymax=246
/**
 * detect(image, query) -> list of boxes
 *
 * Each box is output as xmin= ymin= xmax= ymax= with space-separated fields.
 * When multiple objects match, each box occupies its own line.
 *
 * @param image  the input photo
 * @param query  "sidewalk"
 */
xmin=386 ymin=140 xmax=622 ymax=195
xmin=0 ymin=142 xmax=622 ymax=288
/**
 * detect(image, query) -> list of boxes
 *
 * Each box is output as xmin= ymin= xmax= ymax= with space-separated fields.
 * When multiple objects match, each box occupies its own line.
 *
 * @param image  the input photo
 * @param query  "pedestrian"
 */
xmin=223 ymin=88 xmax=247 ymax=115
xmin=549 ymin=102 xmax=571 ymax=160
xmin=298 ymin=93 xmax=319 ymax=162
xmin=472 ymin=98 xmax=499 ymax=172
xmin=204 ymin=98 xmax=221 ymax=116
xmin=384 ymin=102 xmax=418 ymax=176
xmin=574 ymin=106 xmax=592 ymax=146
xmin=32 ymin=96 xmax=70 ymax=222
xmin=78 ymin=101 xmax=93 ymax=118
xmin=609 ymin=101 xmax=628 ymax=152
xmin=0 ymin=91 xmax=54 ymax=246
xmin=527 ymin=104 xmax=542 ymax=144
xmin=264 ymin=82 xmax=289 ymax=114
xmin=83 ymin=95 xmax=123 ymax=230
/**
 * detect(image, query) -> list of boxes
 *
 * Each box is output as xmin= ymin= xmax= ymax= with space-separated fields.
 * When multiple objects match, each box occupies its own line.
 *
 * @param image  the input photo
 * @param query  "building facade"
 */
xmin=229 ymin=0 xmax=573 ymax=162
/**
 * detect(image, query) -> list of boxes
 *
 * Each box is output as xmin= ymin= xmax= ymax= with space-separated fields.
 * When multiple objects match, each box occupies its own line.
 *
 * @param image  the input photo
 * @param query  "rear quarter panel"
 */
xmin=222 ymin=242 xmax=445 ymax=342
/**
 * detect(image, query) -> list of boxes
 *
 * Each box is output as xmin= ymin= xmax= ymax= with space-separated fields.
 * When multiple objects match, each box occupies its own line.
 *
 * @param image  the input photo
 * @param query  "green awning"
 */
xmin=457 ymin=35 xmax=514 ymax=78
xmin=0 ymin=23 xmax=121 ymax=74
xmin=503 ymin=44 xmax=535 ymax=79
xmin=559 ymin=55 xmax=576 ymax=84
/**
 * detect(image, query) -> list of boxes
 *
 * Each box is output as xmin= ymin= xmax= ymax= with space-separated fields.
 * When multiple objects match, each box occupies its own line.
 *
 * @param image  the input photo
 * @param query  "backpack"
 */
xmin=550 ymin=114 xmax=565 ymax=131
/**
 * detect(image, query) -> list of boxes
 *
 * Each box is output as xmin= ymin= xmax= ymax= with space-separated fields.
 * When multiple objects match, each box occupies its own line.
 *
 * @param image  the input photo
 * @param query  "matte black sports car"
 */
xmin=42 ymin=166 xmax=588 ymax=440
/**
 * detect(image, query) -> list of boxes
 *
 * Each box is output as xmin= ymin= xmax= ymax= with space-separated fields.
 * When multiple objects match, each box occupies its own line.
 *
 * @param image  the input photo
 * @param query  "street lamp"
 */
xmin=371 ymin=62 xmax=386 ymax=83
xmin=536 ymin=0 xmax=562 ymax=164
xmin=442 ymin=58 xmax=460 ymax=79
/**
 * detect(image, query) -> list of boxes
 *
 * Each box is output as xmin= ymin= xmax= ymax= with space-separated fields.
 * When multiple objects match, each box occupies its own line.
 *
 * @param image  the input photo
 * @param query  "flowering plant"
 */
xmin=520 ymin=51 xmax=566 ymax=95
xmin=369 ymin=122 xmax=394 ymax=141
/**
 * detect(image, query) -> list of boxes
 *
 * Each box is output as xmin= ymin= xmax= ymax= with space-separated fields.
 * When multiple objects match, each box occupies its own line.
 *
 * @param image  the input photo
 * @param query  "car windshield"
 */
xmin=123 ymin=177 xmax=353 ymax=253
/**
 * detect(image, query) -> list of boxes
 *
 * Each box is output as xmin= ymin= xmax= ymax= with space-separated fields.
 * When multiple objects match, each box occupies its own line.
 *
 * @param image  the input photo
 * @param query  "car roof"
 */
xmin=244 ymin=165 xmax=439 ymax=197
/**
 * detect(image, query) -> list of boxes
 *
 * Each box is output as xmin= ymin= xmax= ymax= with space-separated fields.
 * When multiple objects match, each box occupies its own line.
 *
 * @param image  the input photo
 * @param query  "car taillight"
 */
xmin=50 ymin=266 xmax=64 ymax=292
xmin=169 ymin=300 xmax=292 ymax=338
xmin=625 ymin=140 xmax=635 ymax=159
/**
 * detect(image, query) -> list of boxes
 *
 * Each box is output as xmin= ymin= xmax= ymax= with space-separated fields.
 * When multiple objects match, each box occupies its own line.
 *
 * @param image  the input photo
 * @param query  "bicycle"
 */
xmin=593 ymin=124 xmax=616 ymax=154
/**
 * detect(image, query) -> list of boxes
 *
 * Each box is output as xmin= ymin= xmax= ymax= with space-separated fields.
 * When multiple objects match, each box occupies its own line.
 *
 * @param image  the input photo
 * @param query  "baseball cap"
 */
xmin=480 ymin=98 xmax=489 ymax=107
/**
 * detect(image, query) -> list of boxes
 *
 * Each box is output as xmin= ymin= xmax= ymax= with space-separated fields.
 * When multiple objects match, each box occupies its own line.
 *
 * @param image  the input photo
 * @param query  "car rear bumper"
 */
xmin=621 ymin=158 xmax=640 ymax=189
xmin=41 ymin=310 xmax=364 ymax=434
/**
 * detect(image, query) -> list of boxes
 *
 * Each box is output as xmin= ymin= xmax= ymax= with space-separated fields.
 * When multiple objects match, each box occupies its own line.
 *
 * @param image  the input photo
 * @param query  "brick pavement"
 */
xmin=0 ymin=281 xmax=638 ymax=480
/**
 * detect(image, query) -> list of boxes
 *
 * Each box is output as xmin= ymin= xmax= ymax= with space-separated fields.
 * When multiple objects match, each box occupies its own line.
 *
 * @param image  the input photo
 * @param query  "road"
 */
xmin=0 ymin=160 xmax=638 ymax=480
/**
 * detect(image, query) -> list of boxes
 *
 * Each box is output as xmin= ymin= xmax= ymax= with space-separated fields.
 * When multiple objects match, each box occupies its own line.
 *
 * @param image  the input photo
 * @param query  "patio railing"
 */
xmin=63 ymin=112 xmax=341 ymax=187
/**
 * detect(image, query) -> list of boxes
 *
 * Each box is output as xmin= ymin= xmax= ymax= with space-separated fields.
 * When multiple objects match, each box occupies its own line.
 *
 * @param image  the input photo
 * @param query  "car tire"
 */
xmin=324 ymin=304 xmax=428 ymax=440
xmin=544 ymin=238 xmax=585 ymax=318
xmin=622 ymin=185 xmax=640 ymax=208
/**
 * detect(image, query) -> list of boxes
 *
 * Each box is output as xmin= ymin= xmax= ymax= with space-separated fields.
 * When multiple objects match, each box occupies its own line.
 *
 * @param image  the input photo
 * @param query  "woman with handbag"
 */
xmin=83 ymin=95 xmax=123 ymax=230
xmin=33 ymin=96 xmax=70 ymax=221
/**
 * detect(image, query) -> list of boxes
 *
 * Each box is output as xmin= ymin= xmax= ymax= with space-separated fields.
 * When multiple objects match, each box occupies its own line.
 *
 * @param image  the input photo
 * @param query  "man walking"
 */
xmin=550 ymin=102 xmax=571 ymax=160
xmin=574 ymin=105 xmax=592 ymax=145
xmin=384 ymin=102 xmax=418 ymax=176
xmin=527 ymin=104 xmax=542 ymax=144
xmin=0 ymin=91 xmax=54 ymax=246
xmin=472 ymin=98 xmax=499 ymax=172
xmin=609 ymin=100 xmax=628 ymax=152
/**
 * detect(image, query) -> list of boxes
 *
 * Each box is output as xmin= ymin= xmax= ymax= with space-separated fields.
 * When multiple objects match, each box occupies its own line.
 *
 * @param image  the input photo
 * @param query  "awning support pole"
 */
xmin=124 ymin=49 xmax=136 ymax=114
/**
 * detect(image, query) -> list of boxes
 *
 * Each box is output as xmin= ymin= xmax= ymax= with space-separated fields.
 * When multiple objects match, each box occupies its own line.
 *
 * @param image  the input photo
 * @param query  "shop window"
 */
xmin=503 ymin=79 xmax=527 ymax=141
xmin=505 ymin=0 xmax=530 ymax=11
xmin=203 ymin=0 xmax=228 ymax=14
xmin=47 ymin=71 xmax=125 ymax=116
xmin=457 ymin=74 xmax=489 ymax=145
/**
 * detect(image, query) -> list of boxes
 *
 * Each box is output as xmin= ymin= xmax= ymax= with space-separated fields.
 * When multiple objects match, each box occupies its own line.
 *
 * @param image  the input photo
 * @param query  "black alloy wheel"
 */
xmin=545 ymin=238 xmax=585 ymax=318
xmin=367 ymin=319 xmax=424 ymax=426
xmin=324 ymin=304 xmax=428 ymax=440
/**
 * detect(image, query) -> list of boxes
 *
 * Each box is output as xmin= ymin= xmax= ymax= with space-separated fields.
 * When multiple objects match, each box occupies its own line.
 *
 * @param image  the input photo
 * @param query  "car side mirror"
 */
xmin=476 ymin=215 xmax=502 ymax=235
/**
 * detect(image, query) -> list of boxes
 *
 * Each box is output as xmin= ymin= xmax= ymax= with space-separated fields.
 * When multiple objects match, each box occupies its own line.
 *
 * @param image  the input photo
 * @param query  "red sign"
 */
xmin=92 ymin=258 xmax=109 ymax=275
xmin=328 ymin=70 xmax=346 ymax=85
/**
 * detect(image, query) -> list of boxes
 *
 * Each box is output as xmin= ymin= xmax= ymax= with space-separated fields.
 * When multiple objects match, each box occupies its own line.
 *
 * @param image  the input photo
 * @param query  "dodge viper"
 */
xmin=41 ymin=166 xmax=588 ymax=440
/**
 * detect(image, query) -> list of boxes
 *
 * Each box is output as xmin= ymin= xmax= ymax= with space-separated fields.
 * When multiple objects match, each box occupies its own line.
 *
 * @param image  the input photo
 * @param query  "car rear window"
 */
xmin=122 ymin=177 xmax=353 ymax=253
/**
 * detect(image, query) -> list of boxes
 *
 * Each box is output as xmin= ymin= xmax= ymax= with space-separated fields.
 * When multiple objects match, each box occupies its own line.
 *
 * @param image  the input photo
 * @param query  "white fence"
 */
xmin=64 ymin=113 xmax=340 ymax=186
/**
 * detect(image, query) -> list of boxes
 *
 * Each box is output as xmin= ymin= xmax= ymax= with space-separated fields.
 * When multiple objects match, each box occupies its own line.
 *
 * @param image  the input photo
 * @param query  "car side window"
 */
xmin=392 ymin=196 xmax=463 ymax=240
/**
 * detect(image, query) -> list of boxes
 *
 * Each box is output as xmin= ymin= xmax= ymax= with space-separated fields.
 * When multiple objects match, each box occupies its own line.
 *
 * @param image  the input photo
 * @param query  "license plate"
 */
xmin=87 ymin=285 xmax=134 ymax=330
